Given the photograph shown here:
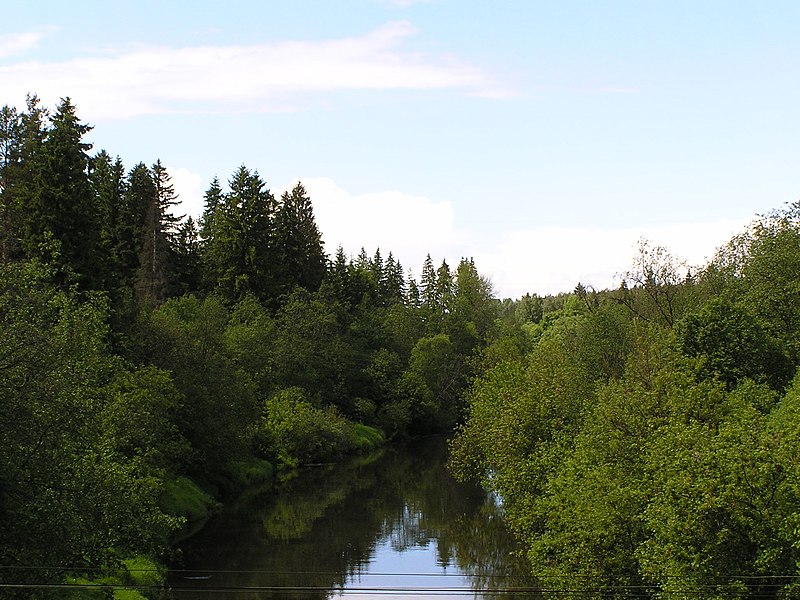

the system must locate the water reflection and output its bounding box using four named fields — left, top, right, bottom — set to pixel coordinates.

left=169, top=437, right=534, bottom=599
